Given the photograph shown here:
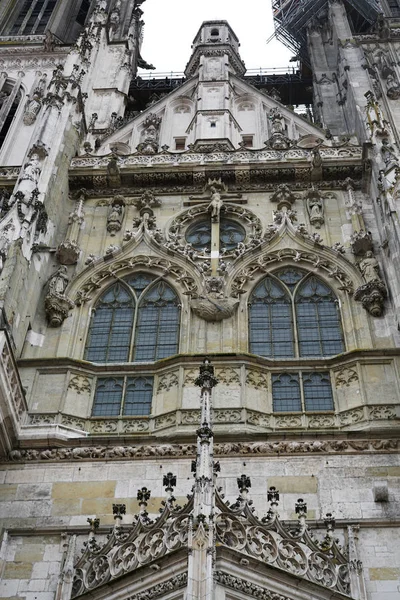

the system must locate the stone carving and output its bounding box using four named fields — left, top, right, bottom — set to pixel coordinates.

left=23, top=76, right=47, bottom=126
left=213, top=409, right=242, bottom=423
left=157, top=371, right=179, bottom=393
left=132, top=190, right=161, bottom=214
left=216, top=367, right=240, bottom=386
left=247, top=411, right=271, bottom=427
left=68, top=375, right=92, bottom=395
left=339, top=408, right=364, bottom=425
left=369, top=406, right=397, bottom=420
left=56, top=240, right=81, bottom=265
left=381, top=138, right=398, bottom=170
left=191, top=276, right=239, bottom=322
left=122, top=420, right=150, bottom=433
left=181, top=410, right=201, bottom=425
left=335, top=367, right=359, bottom=387
left=0, top=223, right=15, bottom=272
left=215, top=573, right=291, bottom=600
left=154, top=413, right=177, bottom=430
left=354, top=251, right=387, bottom=316
left=246, top=369, right=268, bottom=390
left=308, top=415, right=335, bottom=428
left=270, top=183, right=297, bottom=208
left=8, top=438, right=399, bottom=462
left=267, top=107, right=291, bottom=150
left=137, top=113, right=162, bottom=154
left=184, top=369, right=198, bottom=385
left=91, top=420, right=118, bottom=434
left=45, top=266, right=75, bottom=327
left=208, top=186, right=223, bottom=222
left=275, top=415, right=302, bottom=428
left=61, top=416, right=86, bottom=430
left=231, top=248, right=354, bottom=297
left=350, top=230, right=373, bottom=256
left=107, top=195, right=125, bottom=235
left=306, top=186, right=325, bottom=228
